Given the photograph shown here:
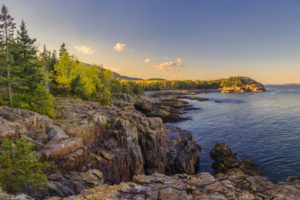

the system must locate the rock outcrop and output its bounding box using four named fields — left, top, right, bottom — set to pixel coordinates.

left=48, top=172, right=300, bottom=200
left=210, top=143, right=262, bottom=176
left=134, top=97, right=192, bottom=122
left=220, top=78, right=266, bottom=93
left=0, top=96, right=201, bottom=198
left=166, top=125, right=200, bottom=175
